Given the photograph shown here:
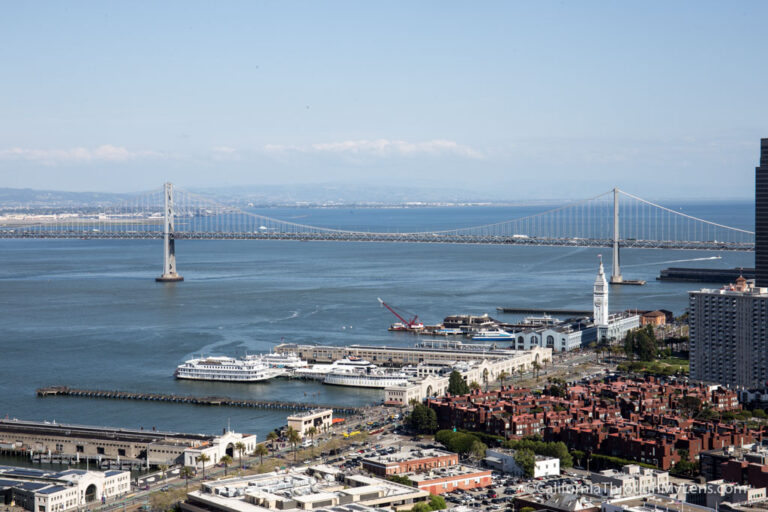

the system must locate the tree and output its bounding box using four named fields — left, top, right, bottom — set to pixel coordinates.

left=219, top=455, right=233, bottom=476
left=571, top=450, right=585, bottom=469
left=196, top=453, right=210, bottom=480
left=447, top=371, right=469, bottom=396
left=520, top=507, right=536, bottom=512
left=497, top=371, right=510, bottom=387
left=435, top=430, right=481, bottom=455
left=517, top=367, right=525, bottom=381
left=532, top=361, right=542, bottom=381
left=266, top=431, right=278, bottom=453
left=514, top=449, right=536, bottom=478
left=469, top=440, right=487, bottom=461
left=158, top=464, right=168, bottom=483
left=469, top=380, right=481, bottom=391
left=179, top=467, right=194, bottom=491
left=409, top=404, right=438, bottom=434
left=482, top=368, right=490, bottom=391
left=680, top=396, right=702, bottom=417
left=235, top=441, right=247, bottom=468
left=411, top=503, right=431, bottom=512
left=287, top=427, right=301, bottom=462
left=254, top=444, right=268, bottom=466
left=387, top=474, right=413, bottom=486
left=428, top=495, right=447, bottom=510
left=624, top=326, right=659, bottom=361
